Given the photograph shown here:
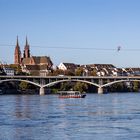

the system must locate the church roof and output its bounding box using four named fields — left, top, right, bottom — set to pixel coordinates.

left=22, top=56, right=53, bottom=66
left=22, top=58, right=31, bottom=65
left=32, top=56, right=53, bottom=65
